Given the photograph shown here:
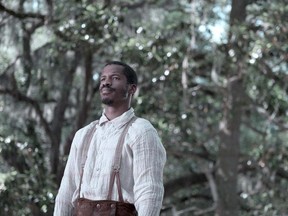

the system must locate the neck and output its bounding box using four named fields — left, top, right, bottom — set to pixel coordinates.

left=104, top=105, right=131, bottom=120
